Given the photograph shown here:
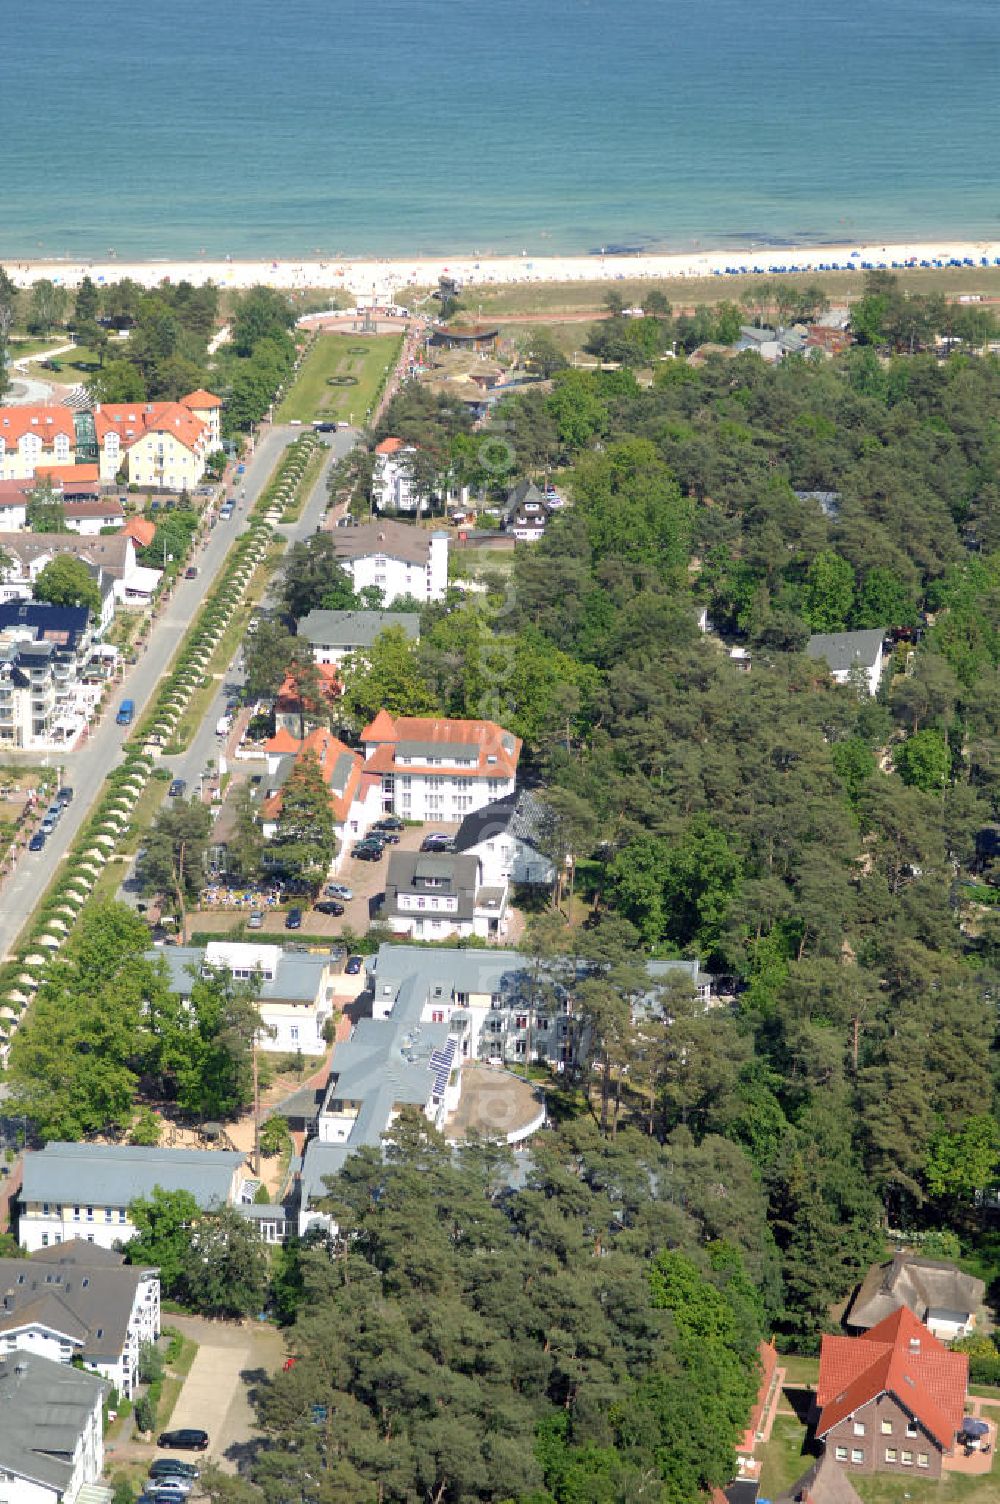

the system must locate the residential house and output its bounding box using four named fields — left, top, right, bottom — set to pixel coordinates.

left=92, top=394, right=214, bottom=489
left=815, top=1307, right=968, bottom=1477
left=0, top=604, right=98, bottom=750
left=452, top=790, right=556, bottom=887
left=0, top=481, right=30, bottom=531
left=805, top=628, right=886, bottom=697
left=31, top=465, right=102, bottom=501
left=18, top=1143, right=249, bottom=1253
left=360, top=709, right=521, bottom=820
left=846, top=1255, right=985, bottom=1341
left=0, top=1351, right=106, bottom=1504
left=503, top=480, right=554, bottom=542
left=331, top=519, right=449, bottom=604
left=0, top=1241, right=159, bottom=1399
left=0, top=407, right=76, bottom=482
left=381, top=849, right=508, bottom=940
left=121, top=515, right=156, bottom=551
left=297, top=608, right=421, bottom=667
left=273, top=662, right=340, bottom=736
left=0, top=532, right=148, bottom=624
left=178, top=389, right=222, bottom=451
left=261, top=726, right=382, bottom=863
left=373, top=438, right=426, bottom=514
left=61, top=498, right=125, bottom=536
left=737, top=325, right=808, bottom=362
left=152, top=940, right=339, bottom=1055
left=775, top=1452, right=864, bottom=1504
